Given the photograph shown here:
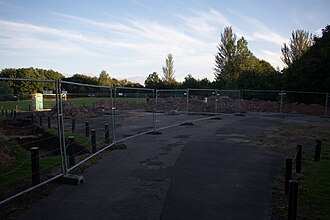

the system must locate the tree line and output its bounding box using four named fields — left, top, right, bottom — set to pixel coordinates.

left=1, top=24, right=329, bottom=96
